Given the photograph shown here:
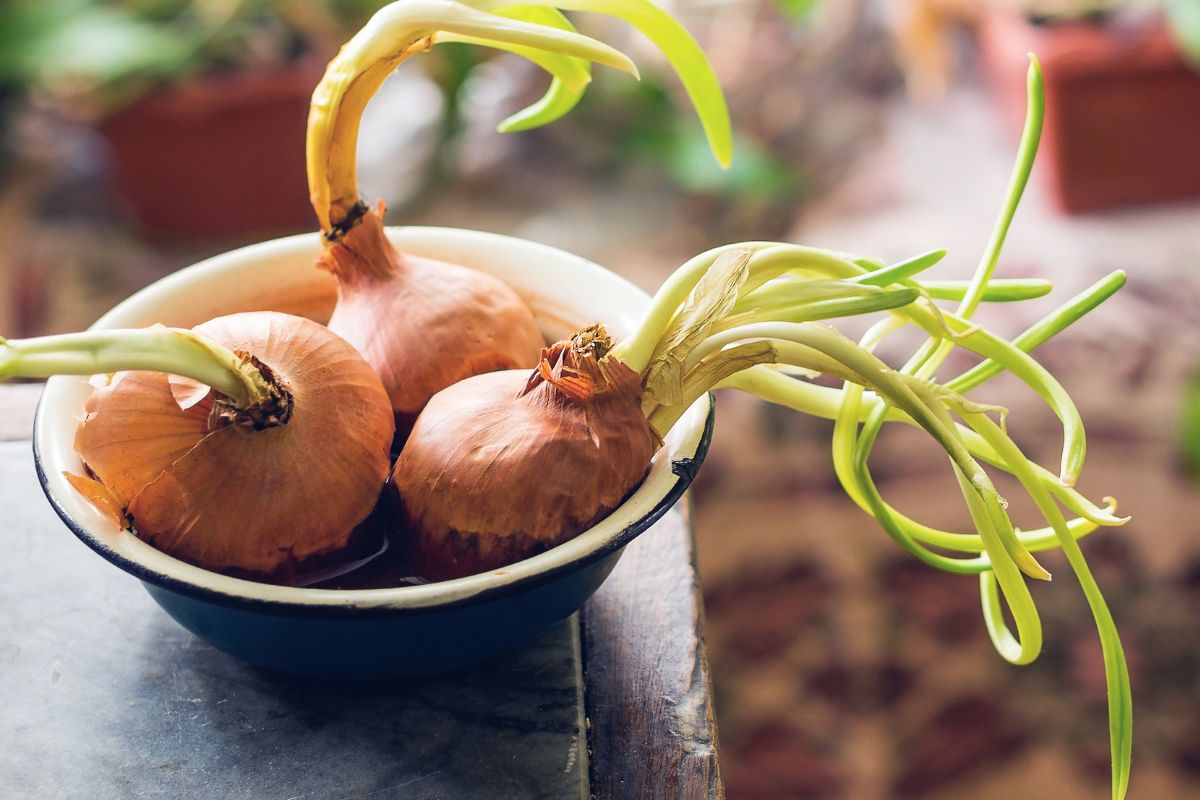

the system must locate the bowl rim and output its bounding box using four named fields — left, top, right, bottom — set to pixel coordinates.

left=33, top=226, right=714, bottom=619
